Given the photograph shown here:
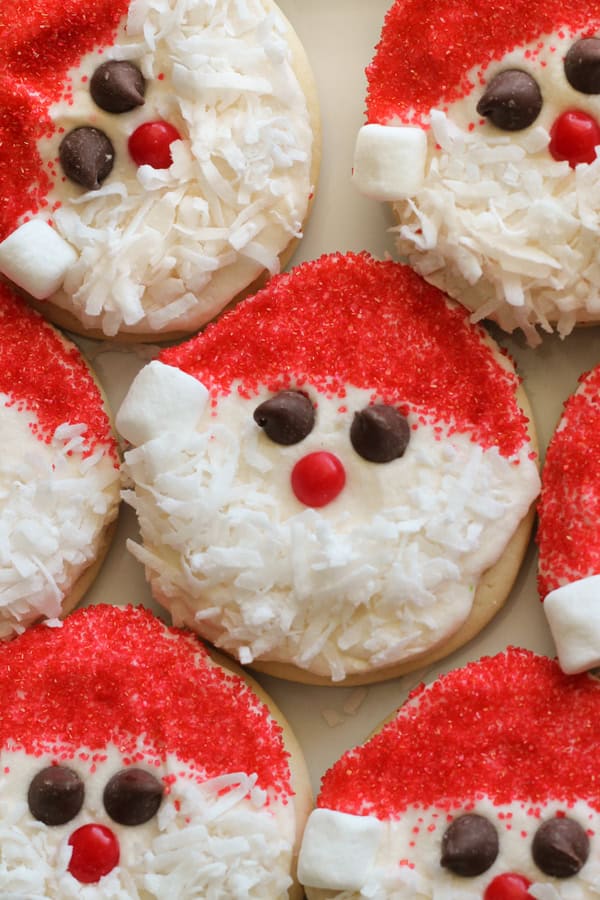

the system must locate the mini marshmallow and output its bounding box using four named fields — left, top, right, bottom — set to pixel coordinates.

left=116, top=360, right=209, bottom=446
left=352, top=123, right=428, bottom=201
left=544, top=575, right=600, bottom=673
left=0, top=220, right=78, bottom=299
left=297, top=807, right=384, bottom=891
